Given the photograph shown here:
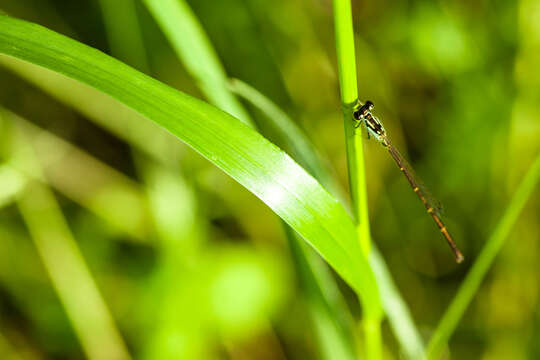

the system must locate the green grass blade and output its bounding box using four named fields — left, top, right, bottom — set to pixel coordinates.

left=0, top=55, right=181, bottom=165
left=0, top=108, right=150, bottom=240
left=142, top=0, right=252, bottom=125
left=332, top=0, right=382, bottom=358
left=17, top=183, right=132, bottom=360
left=332, top=0, right=358, bottom=106
left=310, top=303, right=357, bottom=360
left=426, top=153, right=540, bottom=359
left=140, top=5, right=359, bottom=356
left=0, top=14, right=378, bottom=307
left=144, top=4, right=361, bottom=354
left=285, top=227, right=357, bottom=360
left=1, top=18, right=358, bottom=359
left=229, top=78, right=346, bottom=203
left=231, top=78, right=425, bottom=359
left=140, top=164, right=210, bottom=359
left=333, top=0, right=371, bottom=259
left=369, top=249, right=425, bottom=359
left=97, top=0, right=149, bottom=73
left=9, top=123, right=131, bottom=360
